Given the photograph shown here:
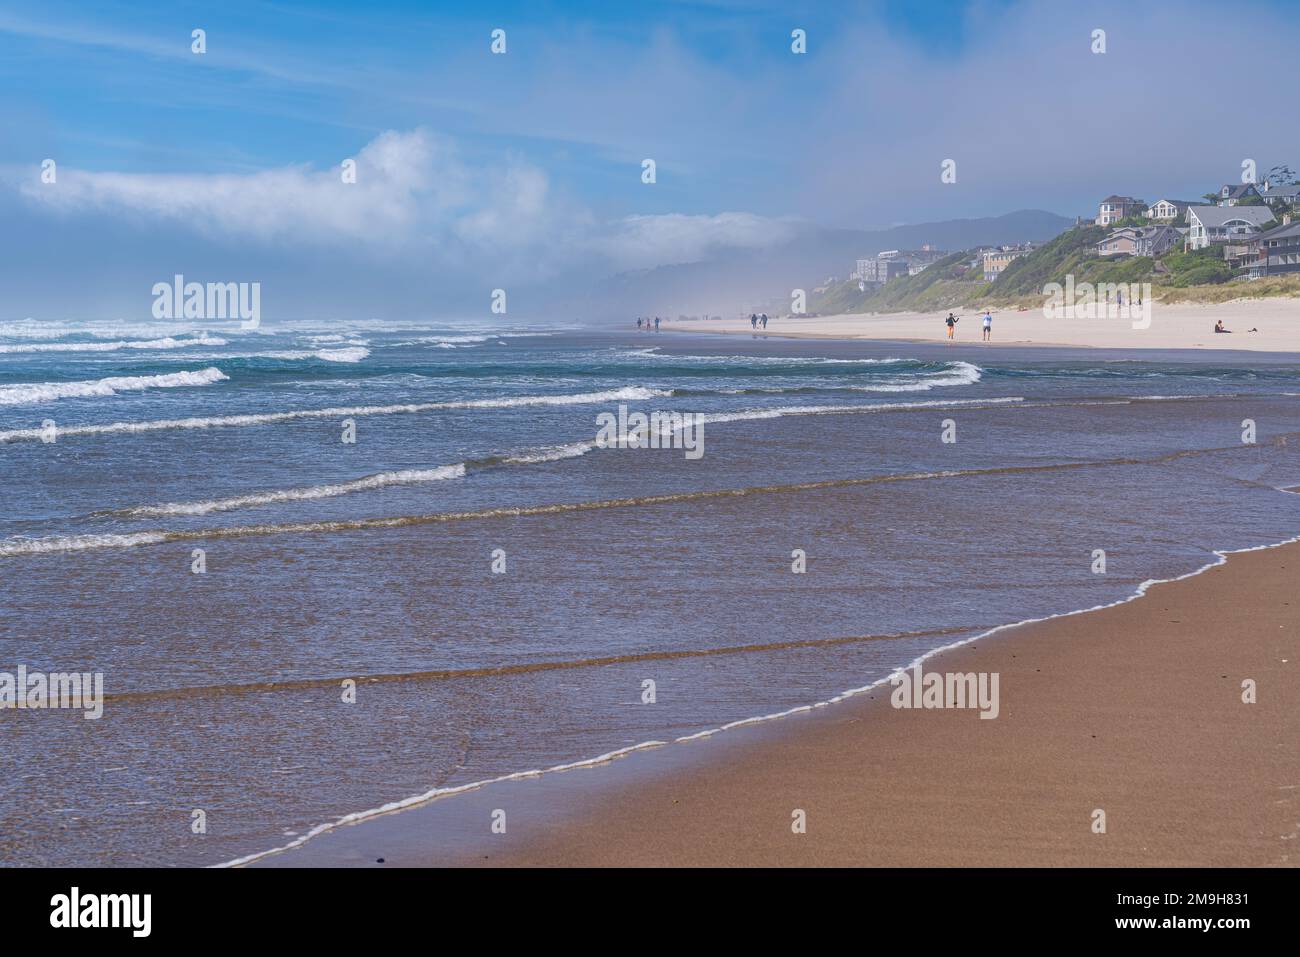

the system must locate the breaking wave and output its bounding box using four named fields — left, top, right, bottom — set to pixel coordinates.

left=0, top=367, right=229, bottom=406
